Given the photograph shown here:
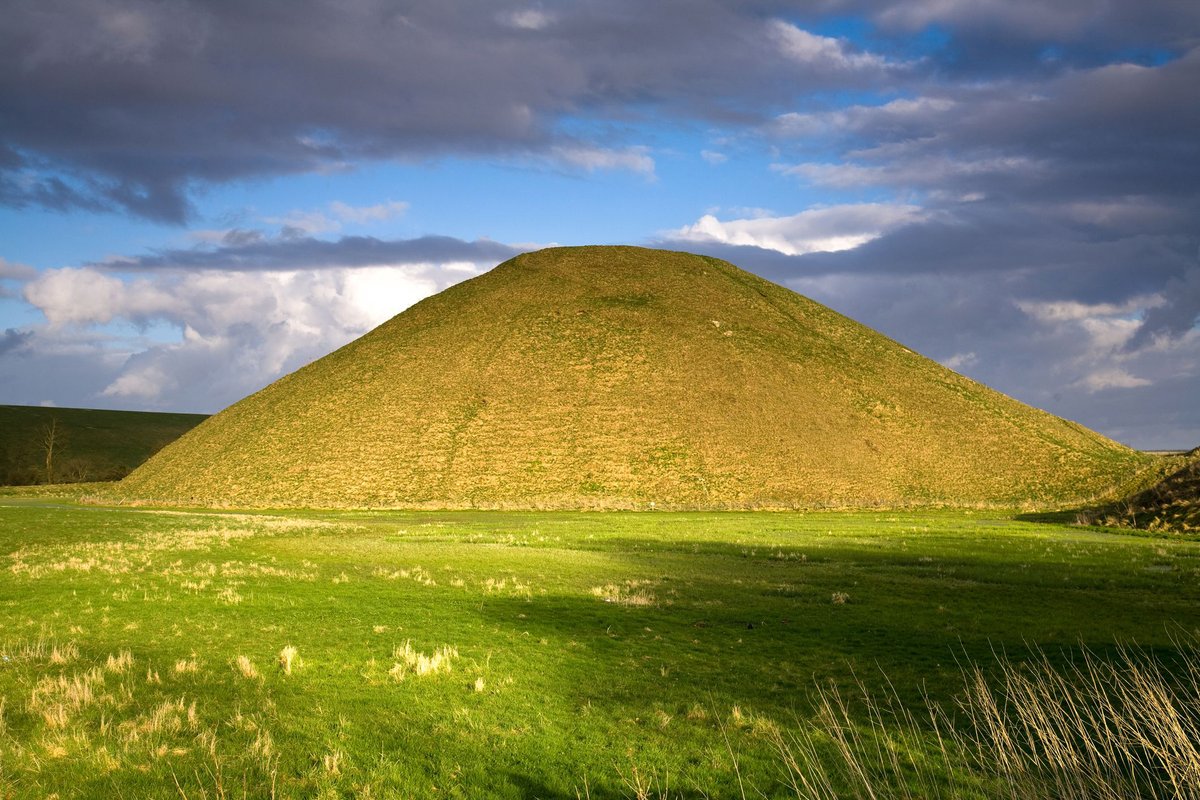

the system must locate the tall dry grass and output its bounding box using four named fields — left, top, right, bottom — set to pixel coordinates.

left=770, top=640, right=1200, bottom=799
